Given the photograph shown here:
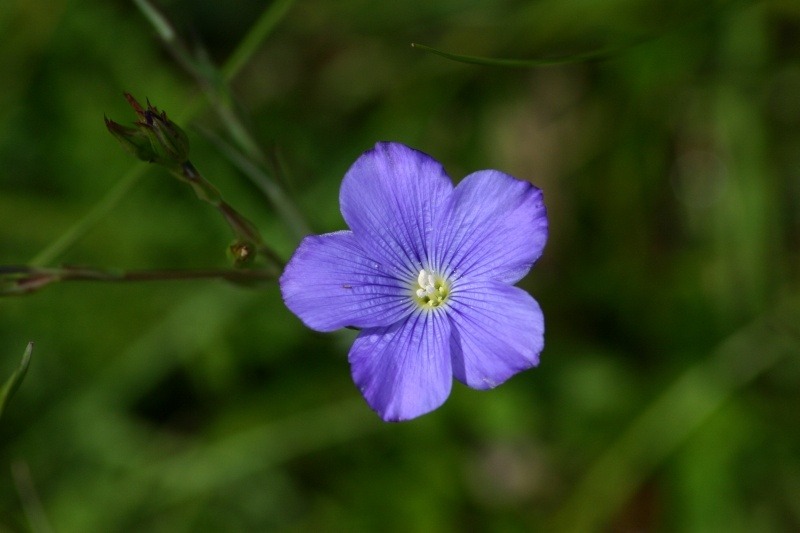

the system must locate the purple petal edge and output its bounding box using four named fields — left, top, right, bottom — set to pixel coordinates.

left=448, top=280, right=544, bottom=389
left=349, top=311, right=452, bottom=421
left=433, top=169, right=548, bottom=284
left=280, top=231, right=413, bottom=332
left=339, top=142, right=454, bottom=278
